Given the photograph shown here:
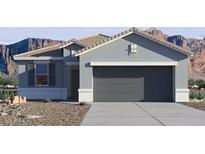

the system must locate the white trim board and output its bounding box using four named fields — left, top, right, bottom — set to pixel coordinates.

left=175, top=89, right=189, bottom=102
left=78, top=89, right=93, bottom=103
left=14, top=56, right=63, bottom=61
left=90, top=62, right=178, bottom=66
